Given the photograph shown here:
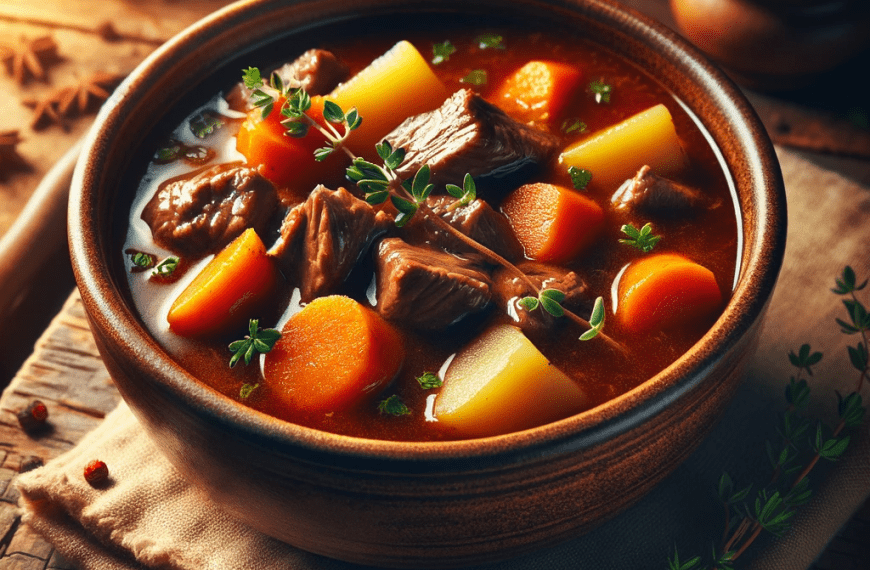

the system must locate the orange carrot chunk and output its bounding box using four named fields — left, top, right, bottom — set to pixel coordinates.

left=168, top=228, right=277, bottom=338
left=493, top=60, right=583, bottom=125
left=264, top=296, right=404, bottom=414
left=617, top=253, right=723, bottom=334
left=501, top=182, right=604, bottom=263
left=236, top=95, right=341, bottom=191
